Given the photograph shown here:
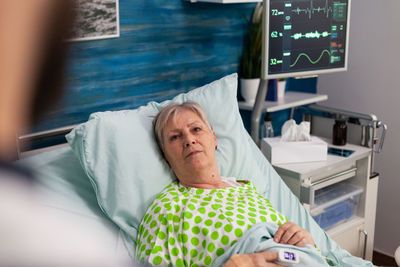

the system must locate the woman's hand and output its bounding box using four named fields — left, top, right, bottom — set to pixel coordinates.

left=223, top=252, right=282, bottom=267
left=274, top=222, right=315, bottom=247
